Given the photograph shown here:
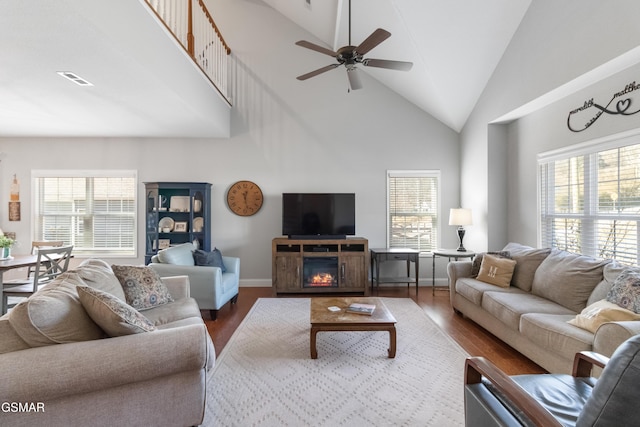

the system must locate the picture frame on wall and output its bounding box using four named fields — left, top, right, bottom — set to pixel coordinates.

left=174, top=222, right=188, bottom=232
